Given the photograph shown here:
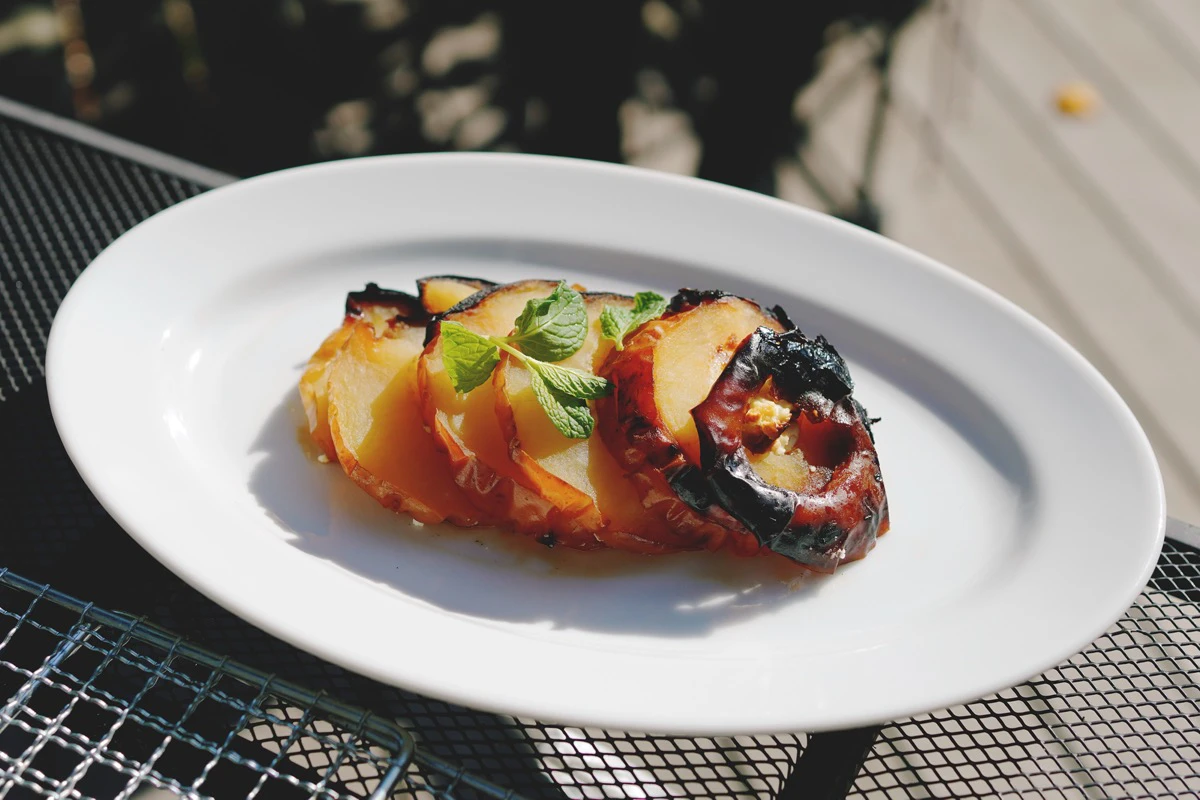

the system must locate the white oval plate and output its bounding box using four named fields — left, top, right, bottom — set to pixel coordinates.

left=47, top=154, right=1165, bottom=735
